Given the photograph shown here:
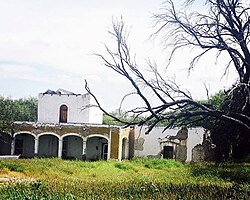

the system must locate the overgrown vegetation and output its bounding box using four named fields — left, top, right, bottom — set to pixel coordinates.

left=0, top=158, right=249, bottom=199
